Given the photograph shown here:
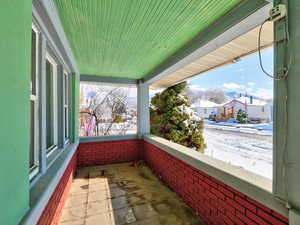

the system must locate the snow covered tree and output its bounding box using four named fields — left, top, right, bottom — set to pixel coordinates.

left=205, top=89, right=226, bottom=104
left=150, top=82, right=206, bottom=152
left=184, top=87, right=226, bottom=104
left=237, top=109, right=247, bottom=123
